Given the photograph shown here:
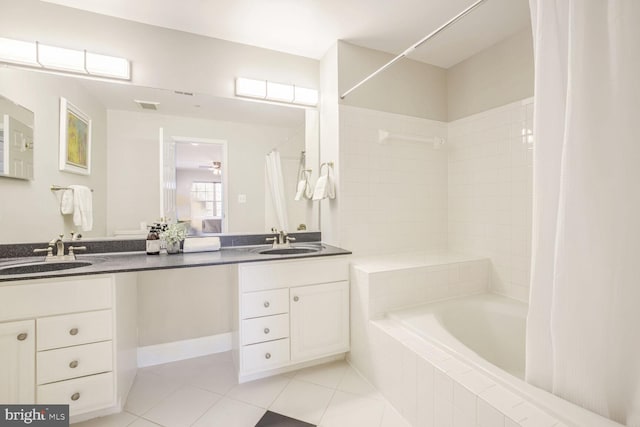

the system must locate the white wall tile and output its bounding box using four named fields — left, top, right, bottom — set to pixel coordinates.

left=339, top=105, right=448, bottom=256
left=447, top=99, right=533, bottom=302
left=478, top=398, right=505, bottom=427
left=416, top=358, right=435, bottom=427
